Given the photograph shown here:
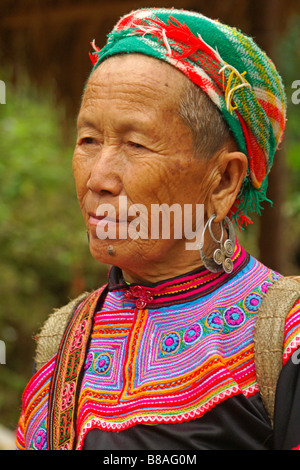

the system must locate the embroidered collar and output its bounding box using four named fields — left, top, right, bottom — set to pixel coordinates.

left=108, top=243, right=249, bottom=309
